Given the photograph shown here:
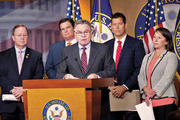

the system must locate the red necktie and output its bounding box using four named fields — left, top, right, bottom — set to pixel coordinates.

left=115, top=41, right=122, bottom=70
left=81, top=47, right=87, bottom=73
left=115, top=41, right=122, bottom=82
